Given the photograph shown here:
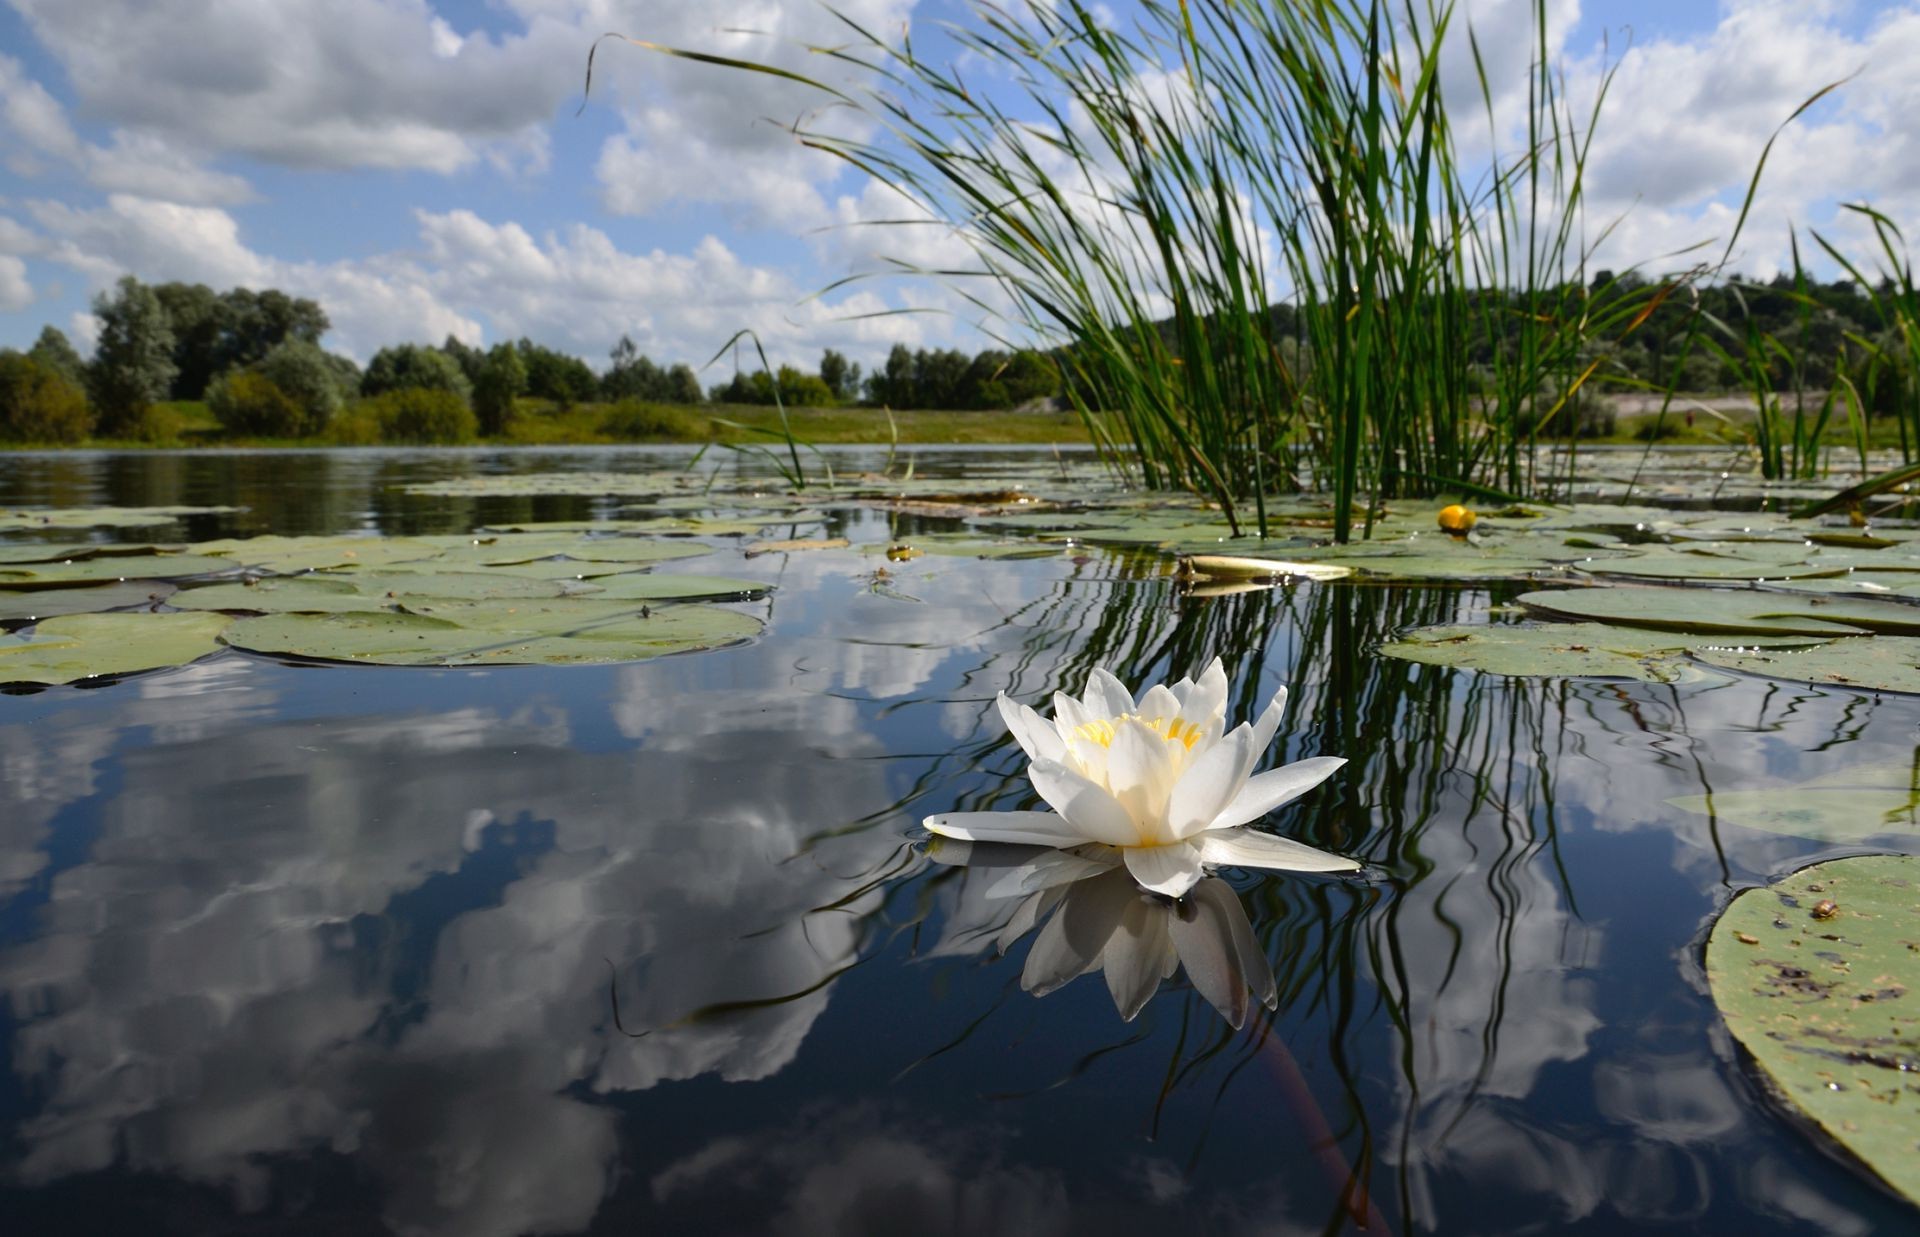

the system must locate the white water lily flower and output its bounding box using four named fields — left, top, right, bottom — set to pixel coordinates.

left=926, top=659, right=1356, bottom=898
